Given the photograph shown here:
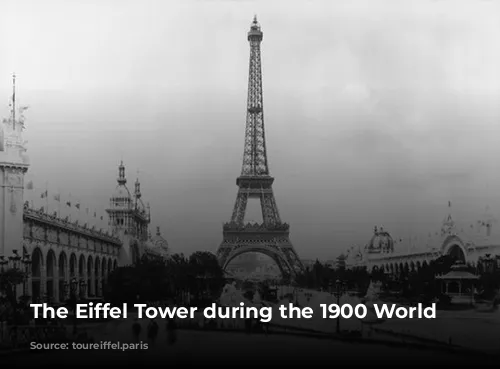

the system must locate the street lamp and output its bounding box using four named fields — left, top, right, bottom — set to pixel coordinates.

left=480, top=254, right=495, bottom=274
left=70, top=277, right=78, bottom=334
left=64, top=281, right=70, bottom=299
left=70, top=277, right=78, bottom=295
left=0, top=257, right=8, bottom=301
left=21, top=254, right=31, bottom=297
left=79, top=280, right=87, bottom=299
left=8, top=250, right=21, bottom=270
left=7, top=250, right=22, bottom=302
left=0, top=256, right=7, bottom=272
left=333, top=279, right=347, bottom=334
